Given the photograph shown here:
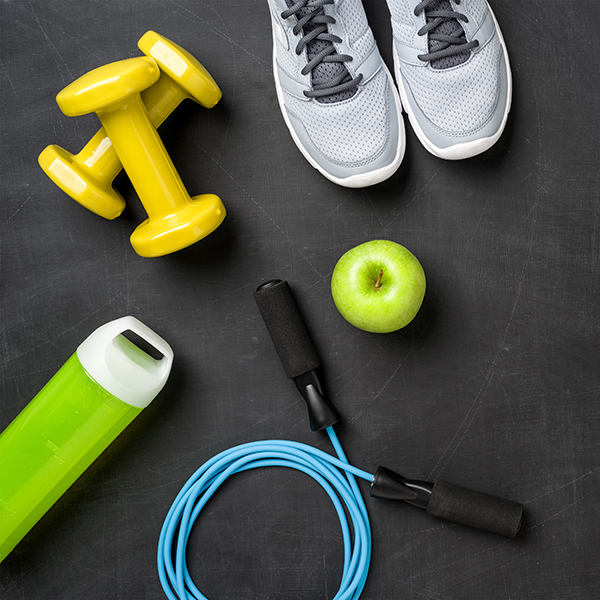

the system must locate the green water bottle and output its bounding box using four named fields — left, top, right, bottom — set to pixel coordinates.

left=0, top=316, right=173, bottom=562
